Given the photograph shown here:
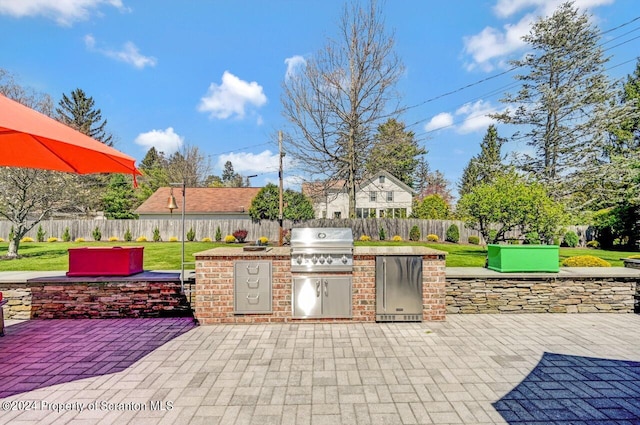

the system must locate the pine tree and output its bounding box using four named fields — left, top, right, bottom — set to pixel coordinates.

left=492, top=2, right=628, bottom=202
left=458, top=125, right=505, bottom=196
left=56, top=88, right=113, bottom=145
